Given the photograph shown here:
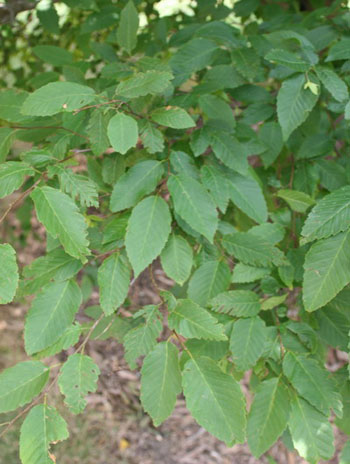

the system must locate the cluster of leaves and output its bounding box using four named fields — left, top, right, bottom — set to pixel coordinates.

left=1, top=0, right=350, bottom=462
